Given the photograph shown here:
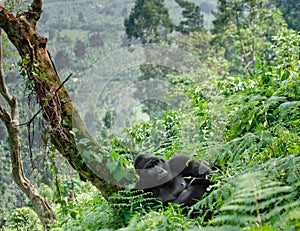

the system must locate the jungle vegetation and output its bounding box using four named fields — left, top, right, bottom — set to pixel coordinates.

left=0, top=0, right=299, bottom=230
